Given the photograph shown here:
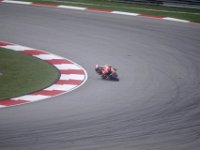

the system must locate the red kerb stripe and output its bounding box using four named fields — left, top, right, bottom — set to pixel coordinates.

left=0, top=41, right=12, bottom=46
left=0, top=100, right=28, bottom=106
left=32, top=2, right=59, bottom=7
left=192, top=22, right=200, bottom=24
left=46, top=59, right=72, bottom=64
left=56, top=80, right=82, bottom=85
left=138, top=14, right=164, bottom=19
left=22, top=50, right=48, bottom=55
left=32, top=90, right=65, bottom=96
left=87, top=8, right=112, bottom=12
left=60, top=69, right=85, bottom=74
